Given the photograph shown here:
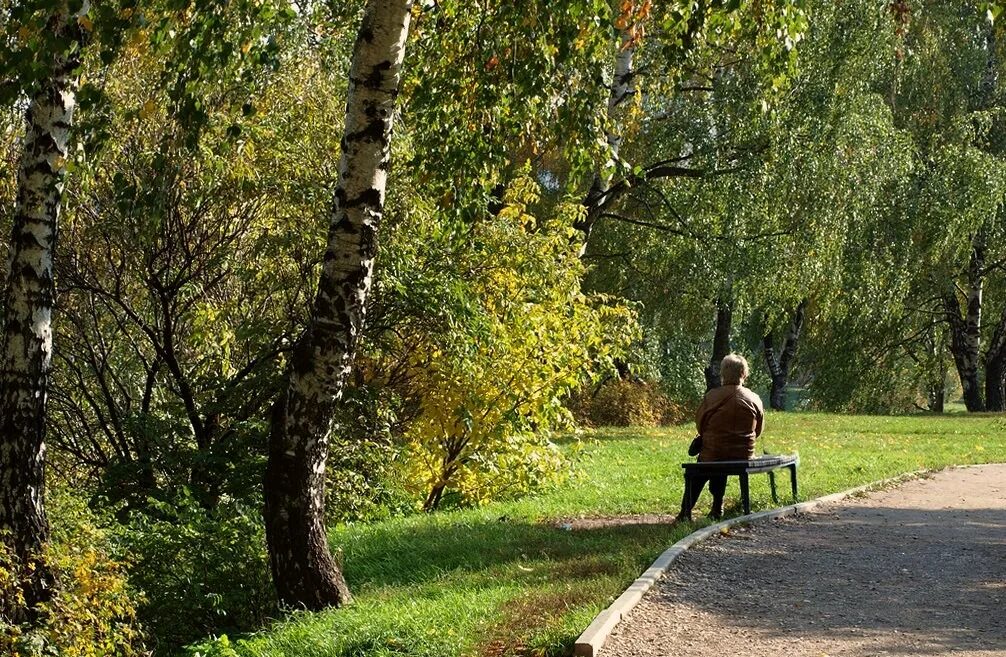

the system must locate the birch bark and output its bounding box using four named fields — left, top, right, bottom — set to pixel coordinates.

left=0, top=6, right=82, bottom=618
left=263, top=0, right=413, bottom=610
left=762, top=301, right=806, bottom=410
